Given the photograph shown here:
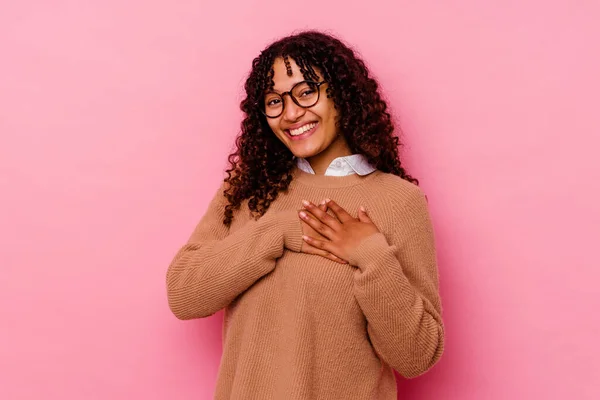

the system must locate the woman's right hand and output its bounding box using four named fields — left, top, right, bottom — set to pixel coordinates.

left=299, top=201, right=348, bottom=264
